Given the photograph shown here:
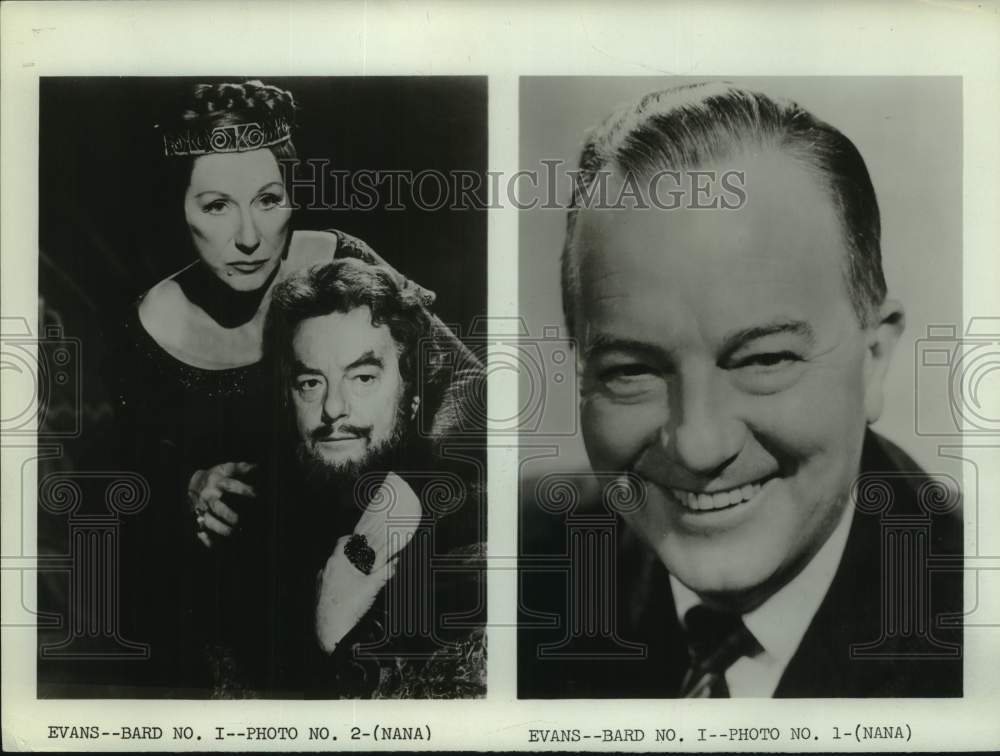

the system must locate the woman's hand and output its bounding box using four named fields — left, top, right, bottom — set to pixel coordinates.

left=314, top=472, right=422, bottom=654
left=187, top=461, right=257, bottom=549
